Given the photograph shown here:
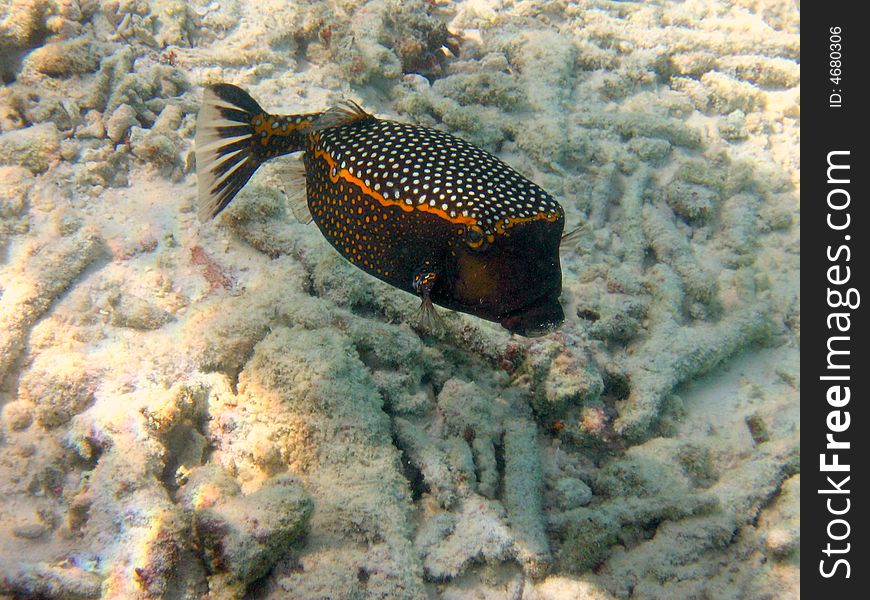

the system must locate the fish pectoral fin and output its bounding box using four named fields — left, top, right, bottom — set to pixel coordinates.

left=415, top=294, right=443, bottom=330
left=412, top=267, right=443, bottom=326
